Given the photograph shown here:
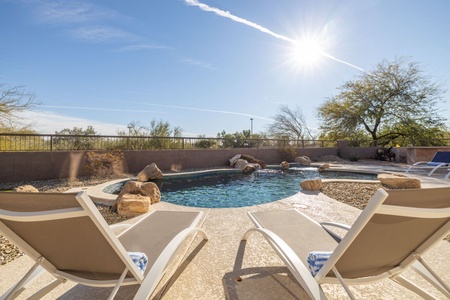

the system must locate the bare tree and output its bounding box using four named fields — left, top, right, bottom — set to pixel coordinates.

left=0, top=84, right=38, bottom=124
left=267, top=105, right=315, bottom=140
